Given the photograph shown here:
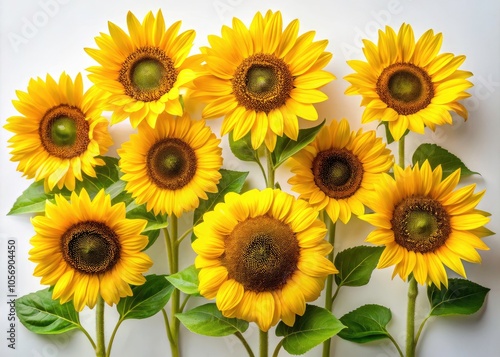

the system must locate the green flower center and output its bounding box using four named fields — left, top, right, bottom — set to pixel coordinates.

left=146, top=138, right=197, bottom=190
left=223, top=216, right=299, bottom=292
left=40, top=105, right=90, bottom=159
left=313, top=148, right=364, bottom=199
left=50, top=116, right=77, bottom=146
left=392, top=196, right=451, bottom=253
left=132, top=58, right=165, bottom=91
left=247, top=66, right=277, bottom=94
left=407, top=211, right=438, bottom=240
left=232, top=53, right=294, bottom=113
left=120, top=47, right=177, bottom=102
left=388, top=71, right=422, bottom=103
left=376, top=63, right=434, bottom=115
left=62, top=221, right=120, bottom=274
